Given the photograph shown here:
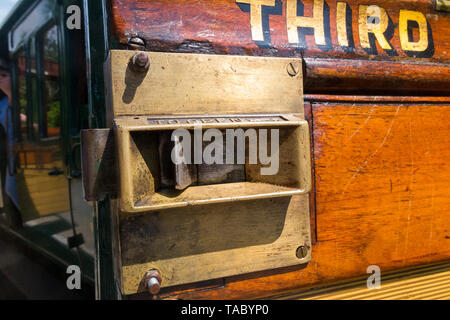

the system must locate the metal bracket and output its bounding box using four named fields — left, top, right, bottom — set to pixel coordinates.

left=68, top=233, right=85, bottom=249
left=81, top=129, right=117, bottom=201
